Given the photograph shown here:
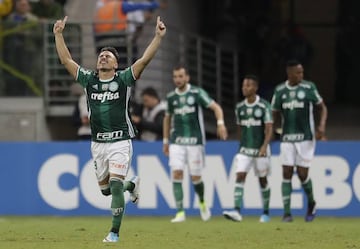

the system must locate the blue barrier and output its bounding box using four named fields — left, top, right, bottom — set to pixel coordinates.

left=0, top=141, right=359, bottom=216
